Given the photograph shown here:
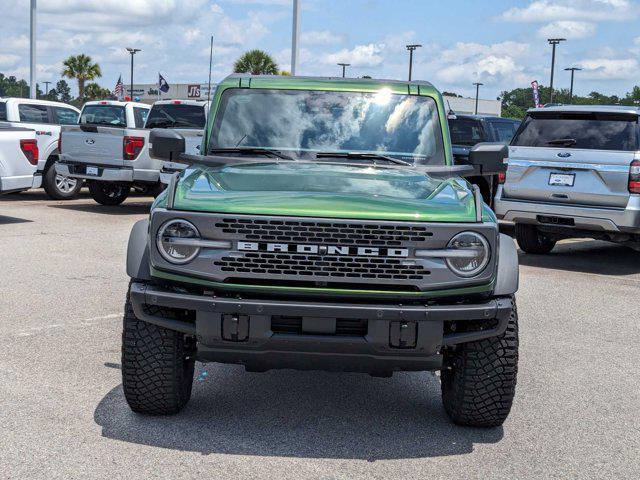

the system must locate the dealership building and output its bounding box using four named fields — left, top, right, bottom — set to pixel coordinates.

left=126, top=83, right=501, bottom=116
